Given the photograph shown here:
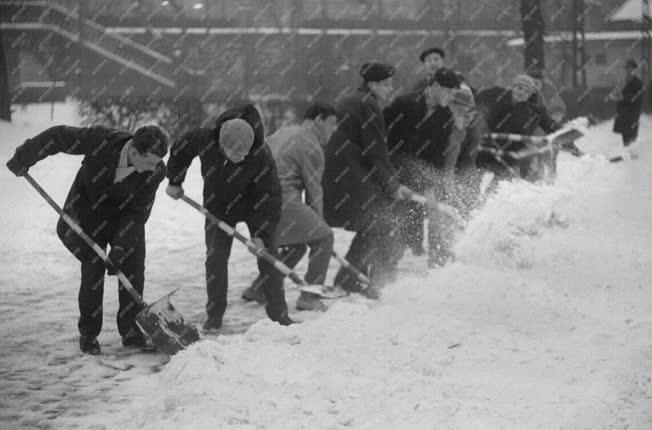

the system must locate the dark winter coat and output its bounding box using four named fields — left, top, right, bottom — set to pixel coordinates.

left=322, top=87, right=400, bottom=232
left=484, top=87, right=559, bottom=137
left=7, top=125, right=165, bottom=260
left=384, top=91, right=458, bottom=192
left=167, top=104, right=282, bottom=239
left=412, top=75, right=431, bottom=92
left=385, top=92, right=456, bottom=166
left=613, top=75, right=644, bottom=135
left=477, top=87, right=560, bottom=180
left=449, top=109, right=485, bottom=175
